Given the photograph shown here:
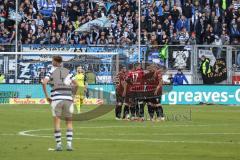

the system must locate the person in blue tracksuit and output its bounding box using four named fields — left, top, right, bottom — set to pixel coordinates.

left=173, top=69, right=189, bottom=85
